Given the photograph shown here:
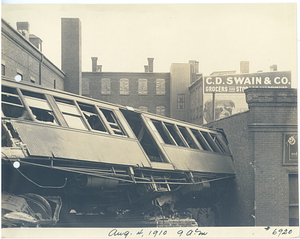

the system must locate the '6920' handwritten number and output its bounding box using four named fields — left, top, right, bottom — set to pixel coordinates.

left=272, top=229, right=292, bottom=237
